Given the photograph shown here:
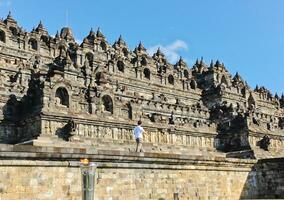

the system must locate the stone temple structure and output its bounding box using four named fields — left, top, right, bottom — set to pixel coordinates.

left=0, top=13, right=284, bottom=200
